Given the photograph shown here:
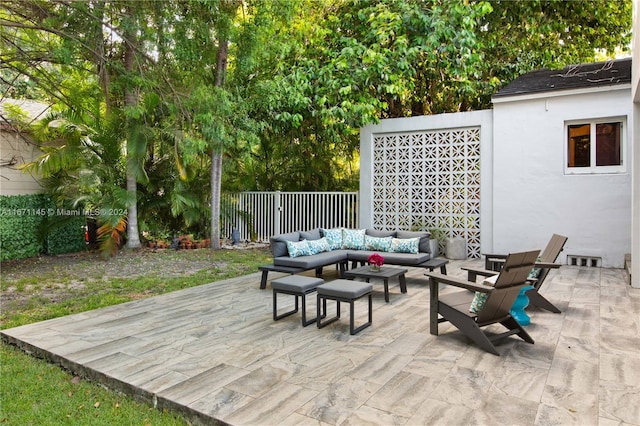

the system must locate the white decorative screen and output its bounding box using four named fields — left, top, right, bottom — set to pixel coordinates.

left=372, top=128, right=480, bottom=258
